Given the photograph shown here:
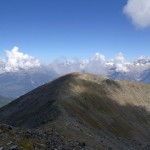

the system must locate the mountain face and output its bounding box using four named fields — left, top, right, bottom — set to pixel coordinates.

left=0, top=73, right=150, bottom=149
left=0, top=56, right=149, bottom=98
left=0, top=67, right=58, bottom=98
left=140, top=69, right=150, bottom=83
left=0, top=96, right=13, bottom=108
left=108, top=66, right=150, bottom=84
